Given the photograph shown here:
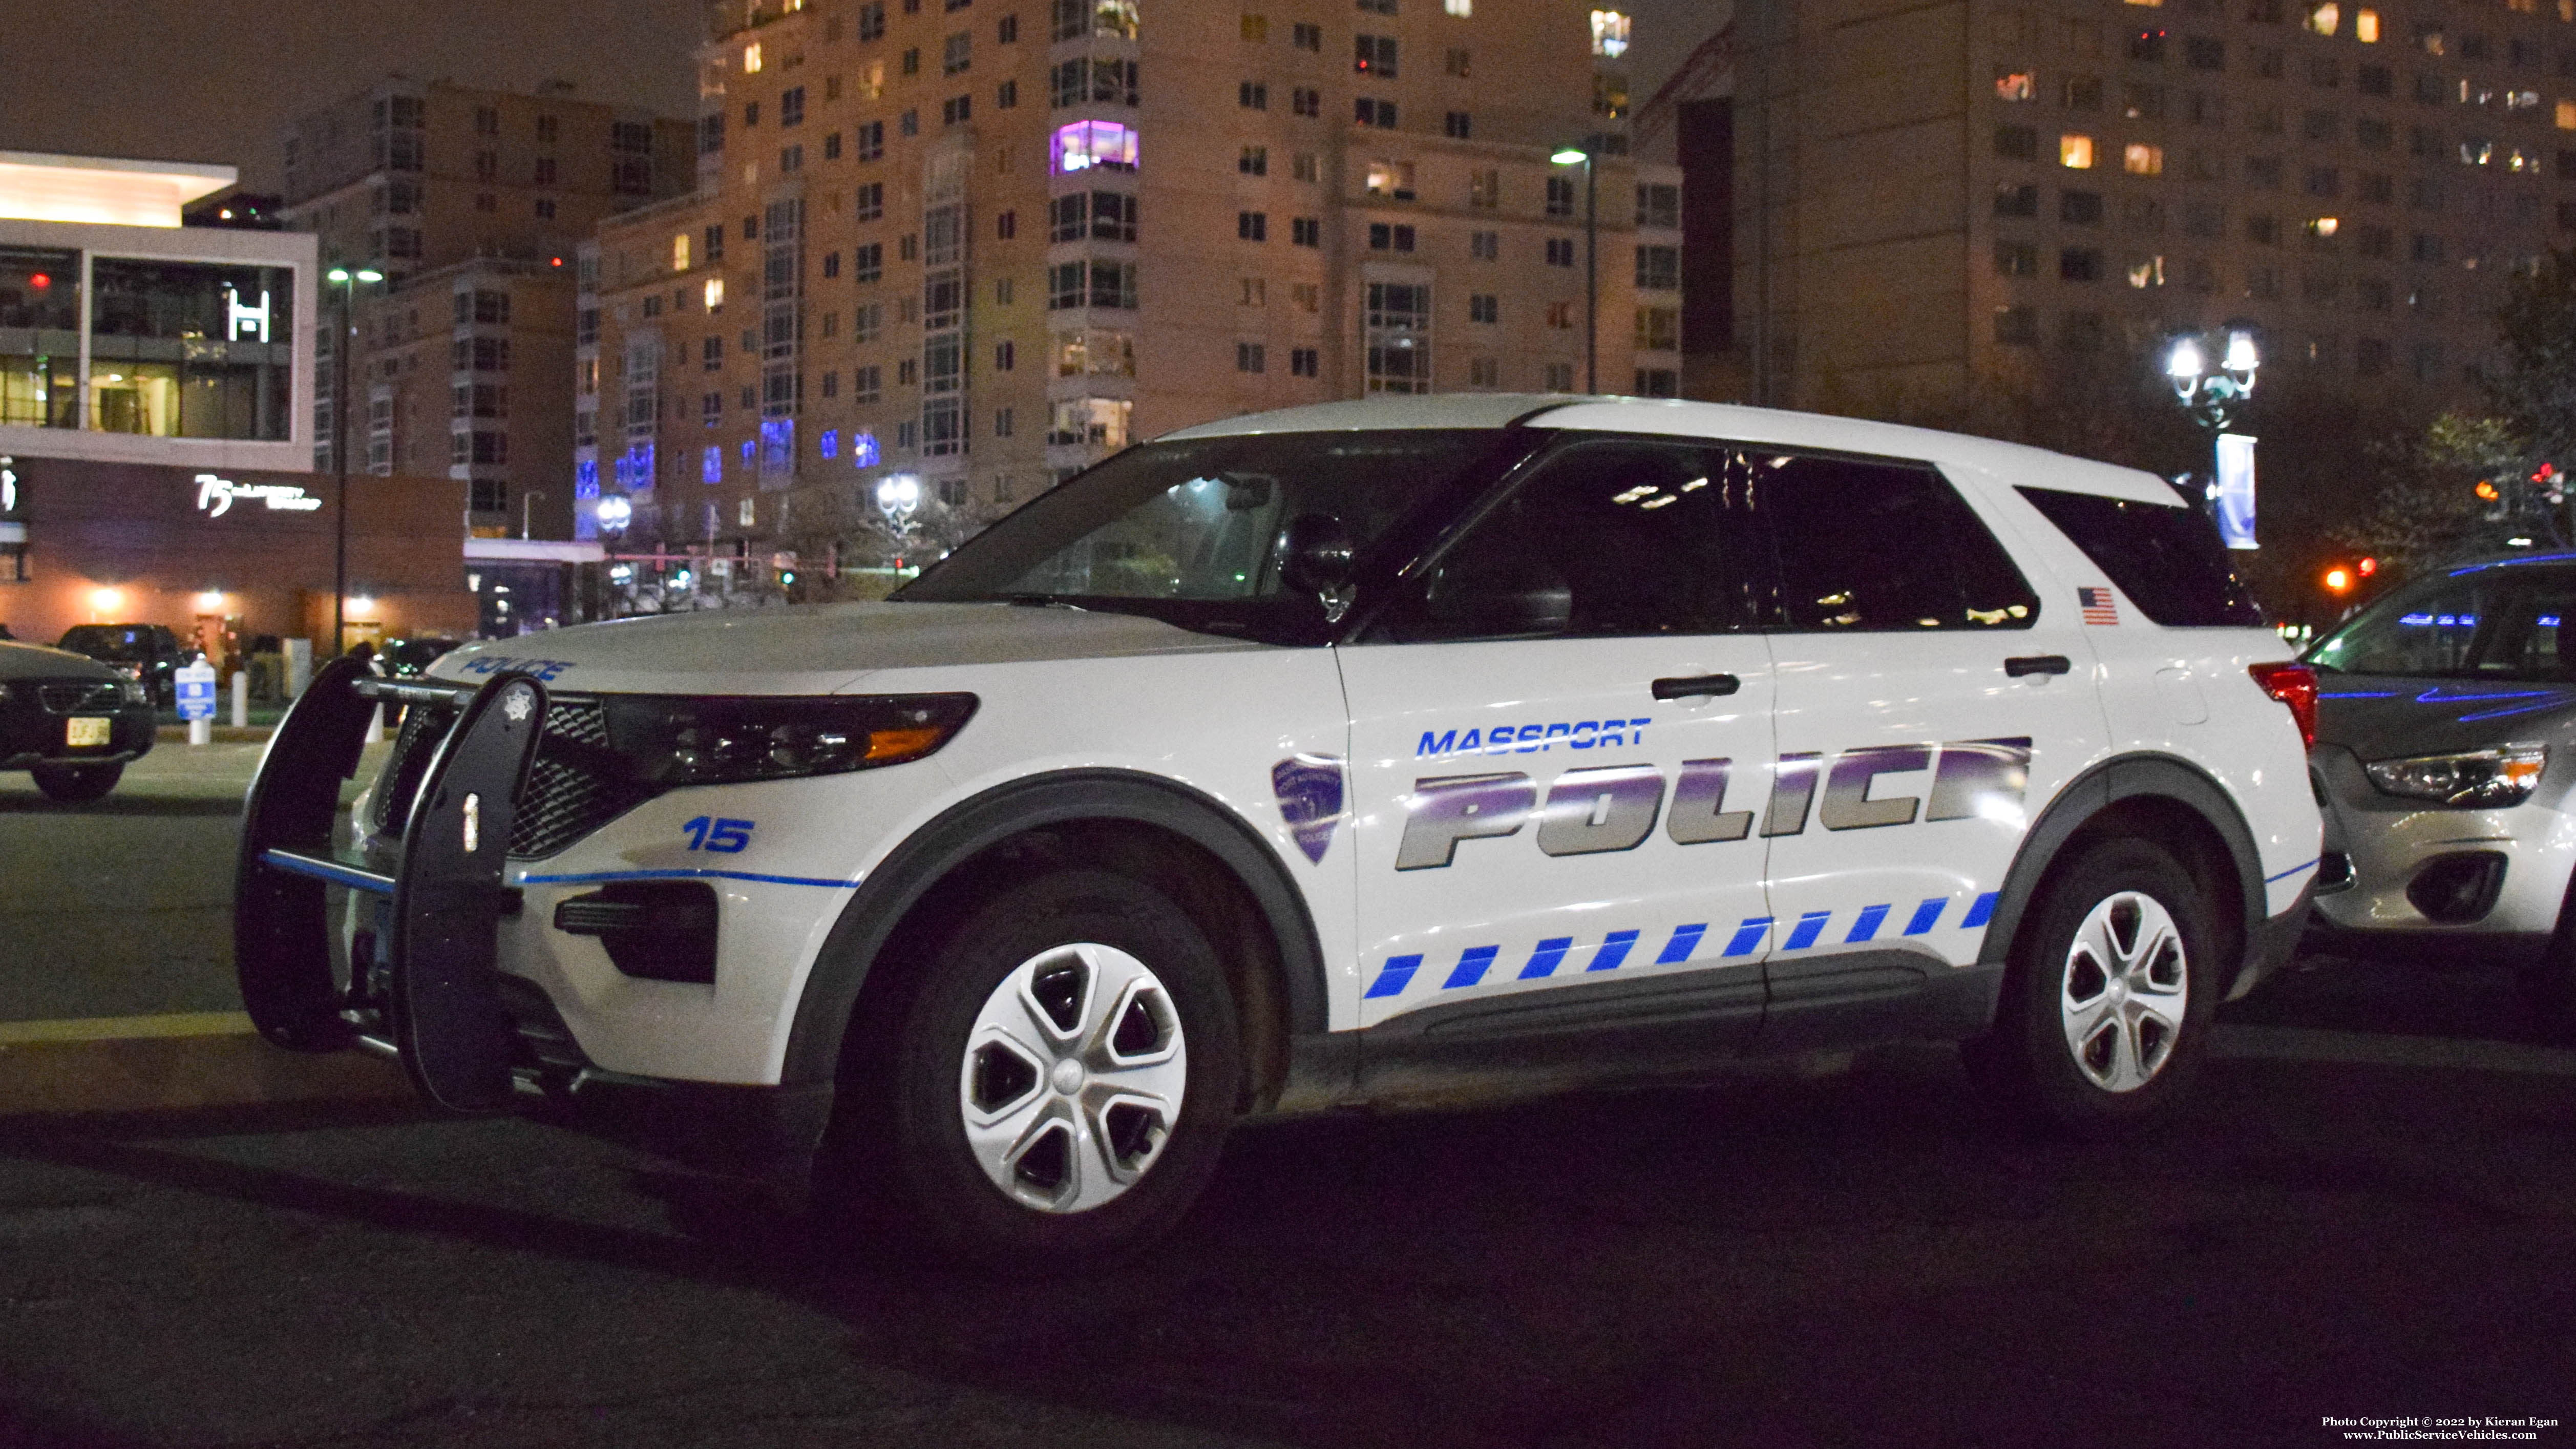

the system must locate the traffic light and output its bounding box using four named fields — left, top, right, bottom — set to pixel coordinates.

left=2476, top=479, right=2501, bottom=500
left=2324, top=565, right=2354, bottom=595
left=2358, top=557, right=2378, bottom=577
